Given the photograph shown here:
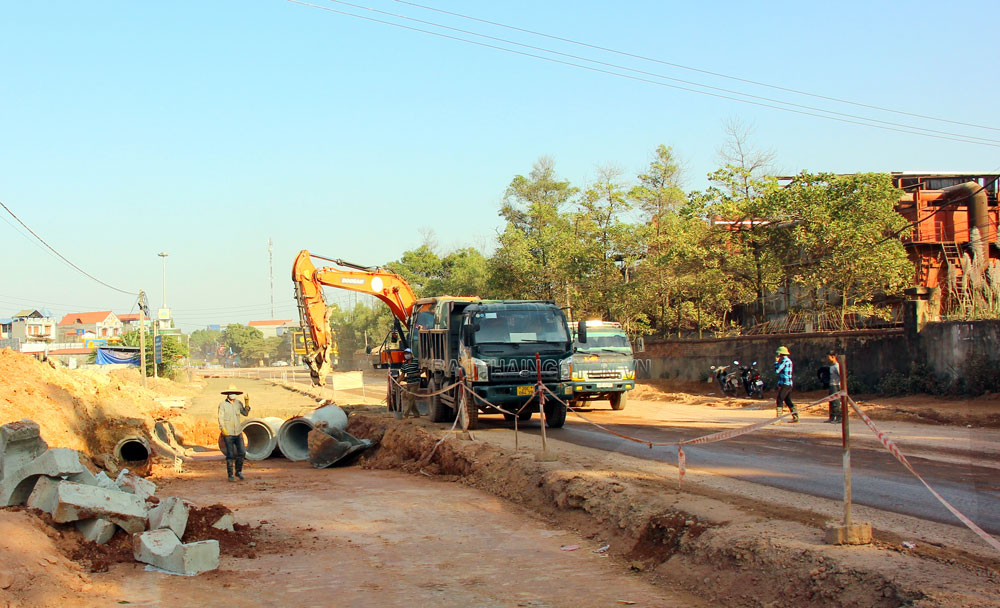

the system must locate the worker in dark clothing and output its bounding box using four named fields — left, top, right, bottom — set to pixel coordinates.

left=218, top=384, right=251, bottom=481
left=400, top=348, right=422, bottom=418
left=824, top=351, right=842, bottom=423
left=774, top=346, right=798, bottom=423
